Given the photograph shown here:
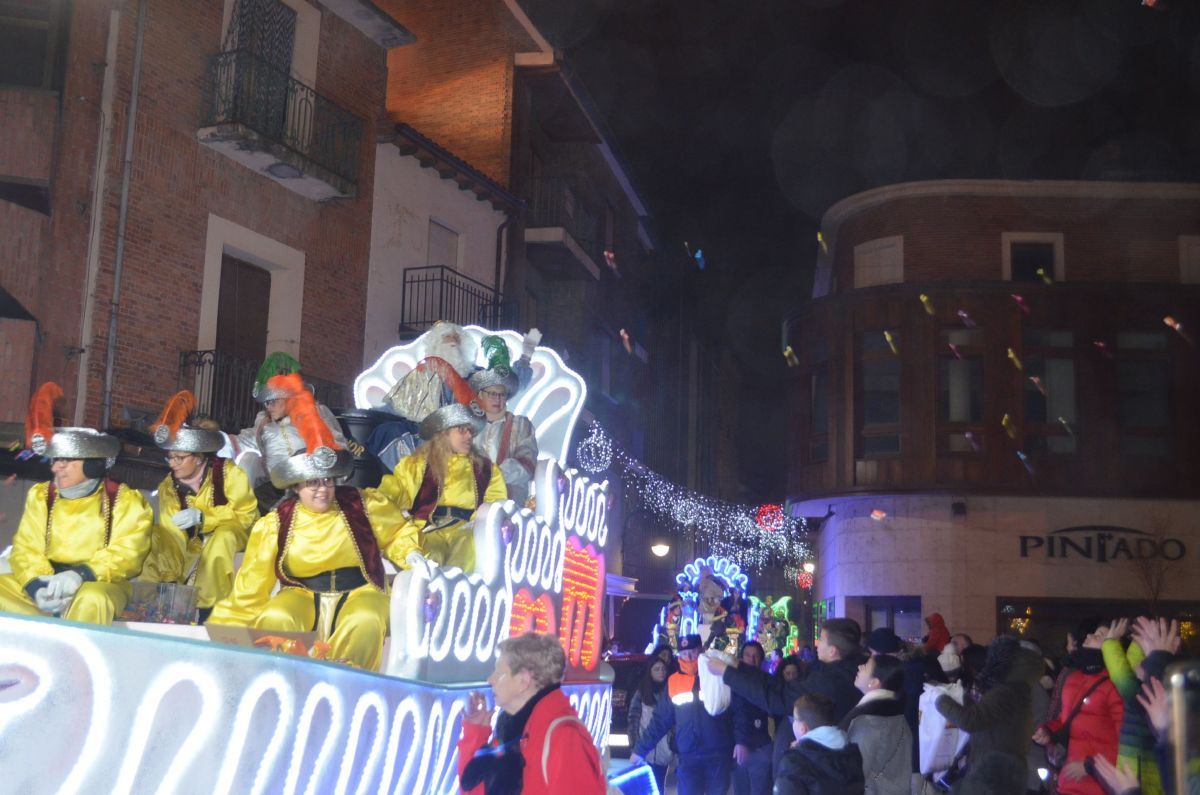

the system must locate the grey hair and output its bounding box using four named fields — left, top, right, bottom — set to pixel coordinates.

left=498, top=632, right=566, bottom=690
